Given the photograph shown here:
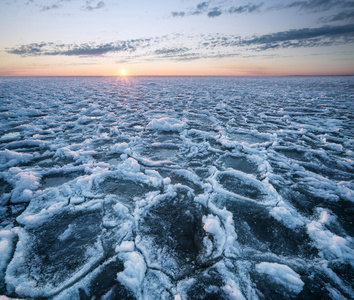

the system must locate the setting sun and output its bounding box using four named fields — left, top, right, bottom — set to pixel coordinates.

left=120, top=69, right=127, bottom=76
